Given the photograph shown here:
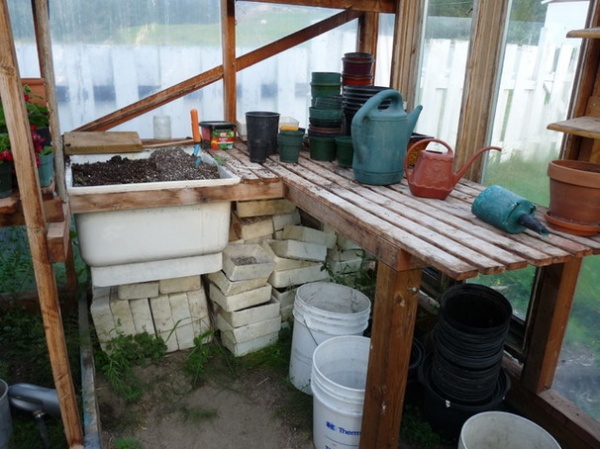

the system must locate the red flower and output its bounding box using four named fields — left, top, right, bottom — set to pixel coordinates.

left=0, top=149, right=14, bottom=163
